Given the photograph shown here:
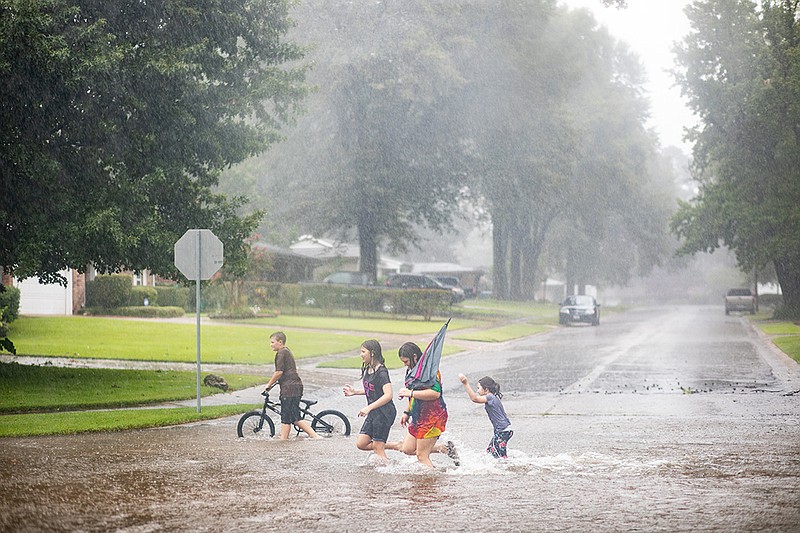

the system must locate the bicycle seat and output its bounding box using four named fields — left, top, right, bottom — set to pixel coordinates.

left=300, top=398, right=318, bottom=408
